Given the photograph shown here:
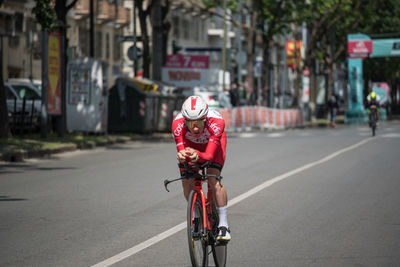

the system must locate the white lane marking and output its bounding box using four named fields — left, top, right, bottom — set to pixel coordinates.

left=238, top=132, right=258, bottom=138
left=91, top=137, right=374, bottom=267
left=381, top=133, right=400, bottom=138
left=267, top=132, right=285, bottom=138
